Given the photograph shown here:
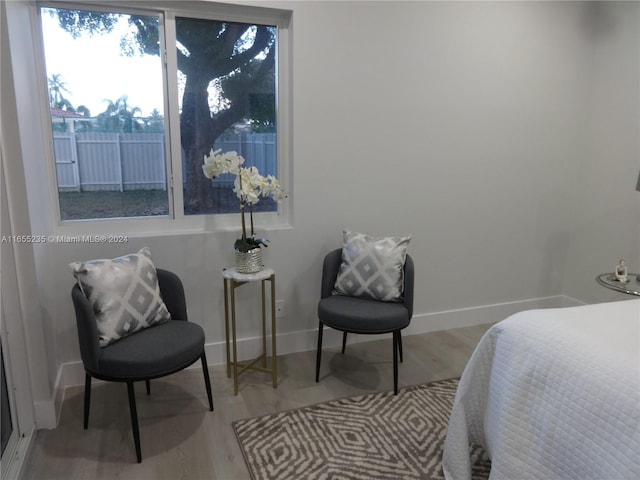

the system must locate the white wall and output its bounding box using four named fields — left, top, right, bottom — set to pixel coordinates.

left=562, top=1, right=640, bottom=302
left=291, top=0, right=588, bottom=311
left=3, top=1, right=639, bottom=427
